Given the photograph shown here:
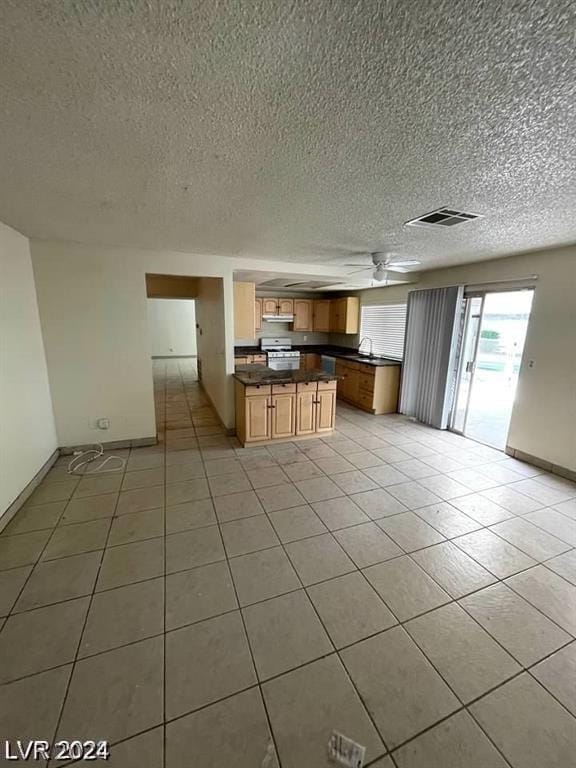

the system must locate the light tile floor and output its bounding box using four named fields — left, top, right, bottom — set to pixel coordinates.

left=1, top=357, right=575, bottom=767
